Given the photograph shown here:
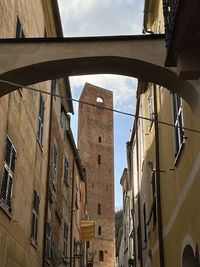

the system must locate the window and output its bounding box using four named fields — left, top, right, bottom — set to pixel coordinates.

left=52, top=142, right=58, bottom=185
left=99, top=250, right=104, bottom=262
left=63, top=223, right=68, bottom=257
left=98, top=226, right=102, bottom=235
left=173, top=93, right=184, bottom=157
left=60, top=104, right=66, bottom=128
left=96, top=97, right=104, bottom=103
left=16, top=15, right=25, bottom=38
left=97, top=203, right=101, bottom=215
left=98, top=155, right=101, bottom=165
left=143, top=203, right=147, bottom=243
left=0, top=137, right=16, bottom=211
left=31, top=190, right=40, bottom=244
left=98, top=136, right=101, bottom=143
left=148, top=85, right=154, bottom=128
left=63, top=154, right=69, bottom=185
left=151, top=171, right=157, bottom=226
left=37, top=95, right=44, bottom=145
left=51, top=79, right=57, bottom=99
left=46, top=222, right=51, bottom=260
